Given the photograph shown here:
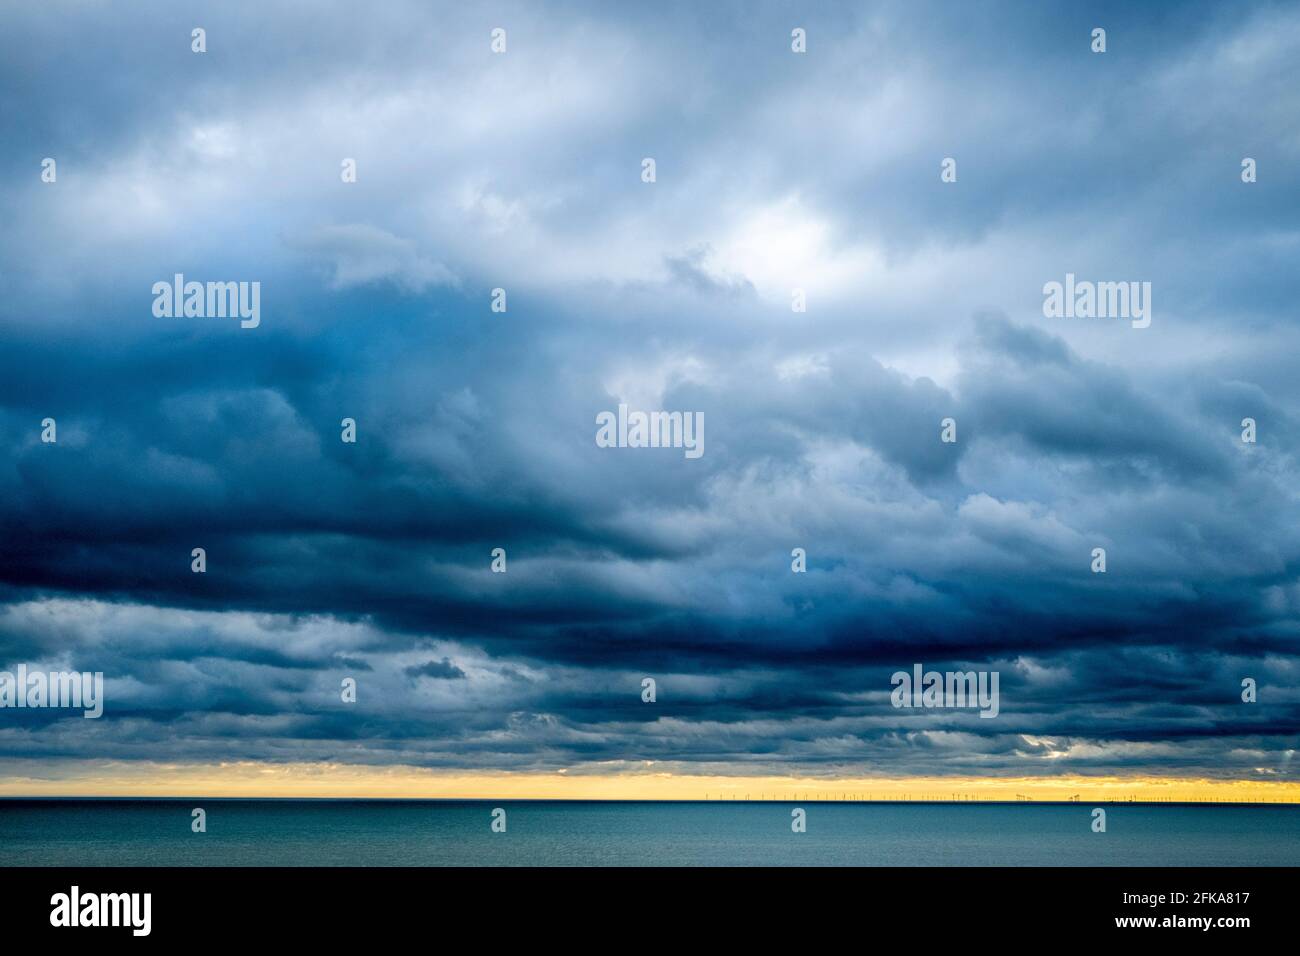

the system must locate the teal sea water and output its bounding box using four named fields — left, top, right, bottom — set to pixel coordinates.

left=1, top=800, right=1297, bottom=866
